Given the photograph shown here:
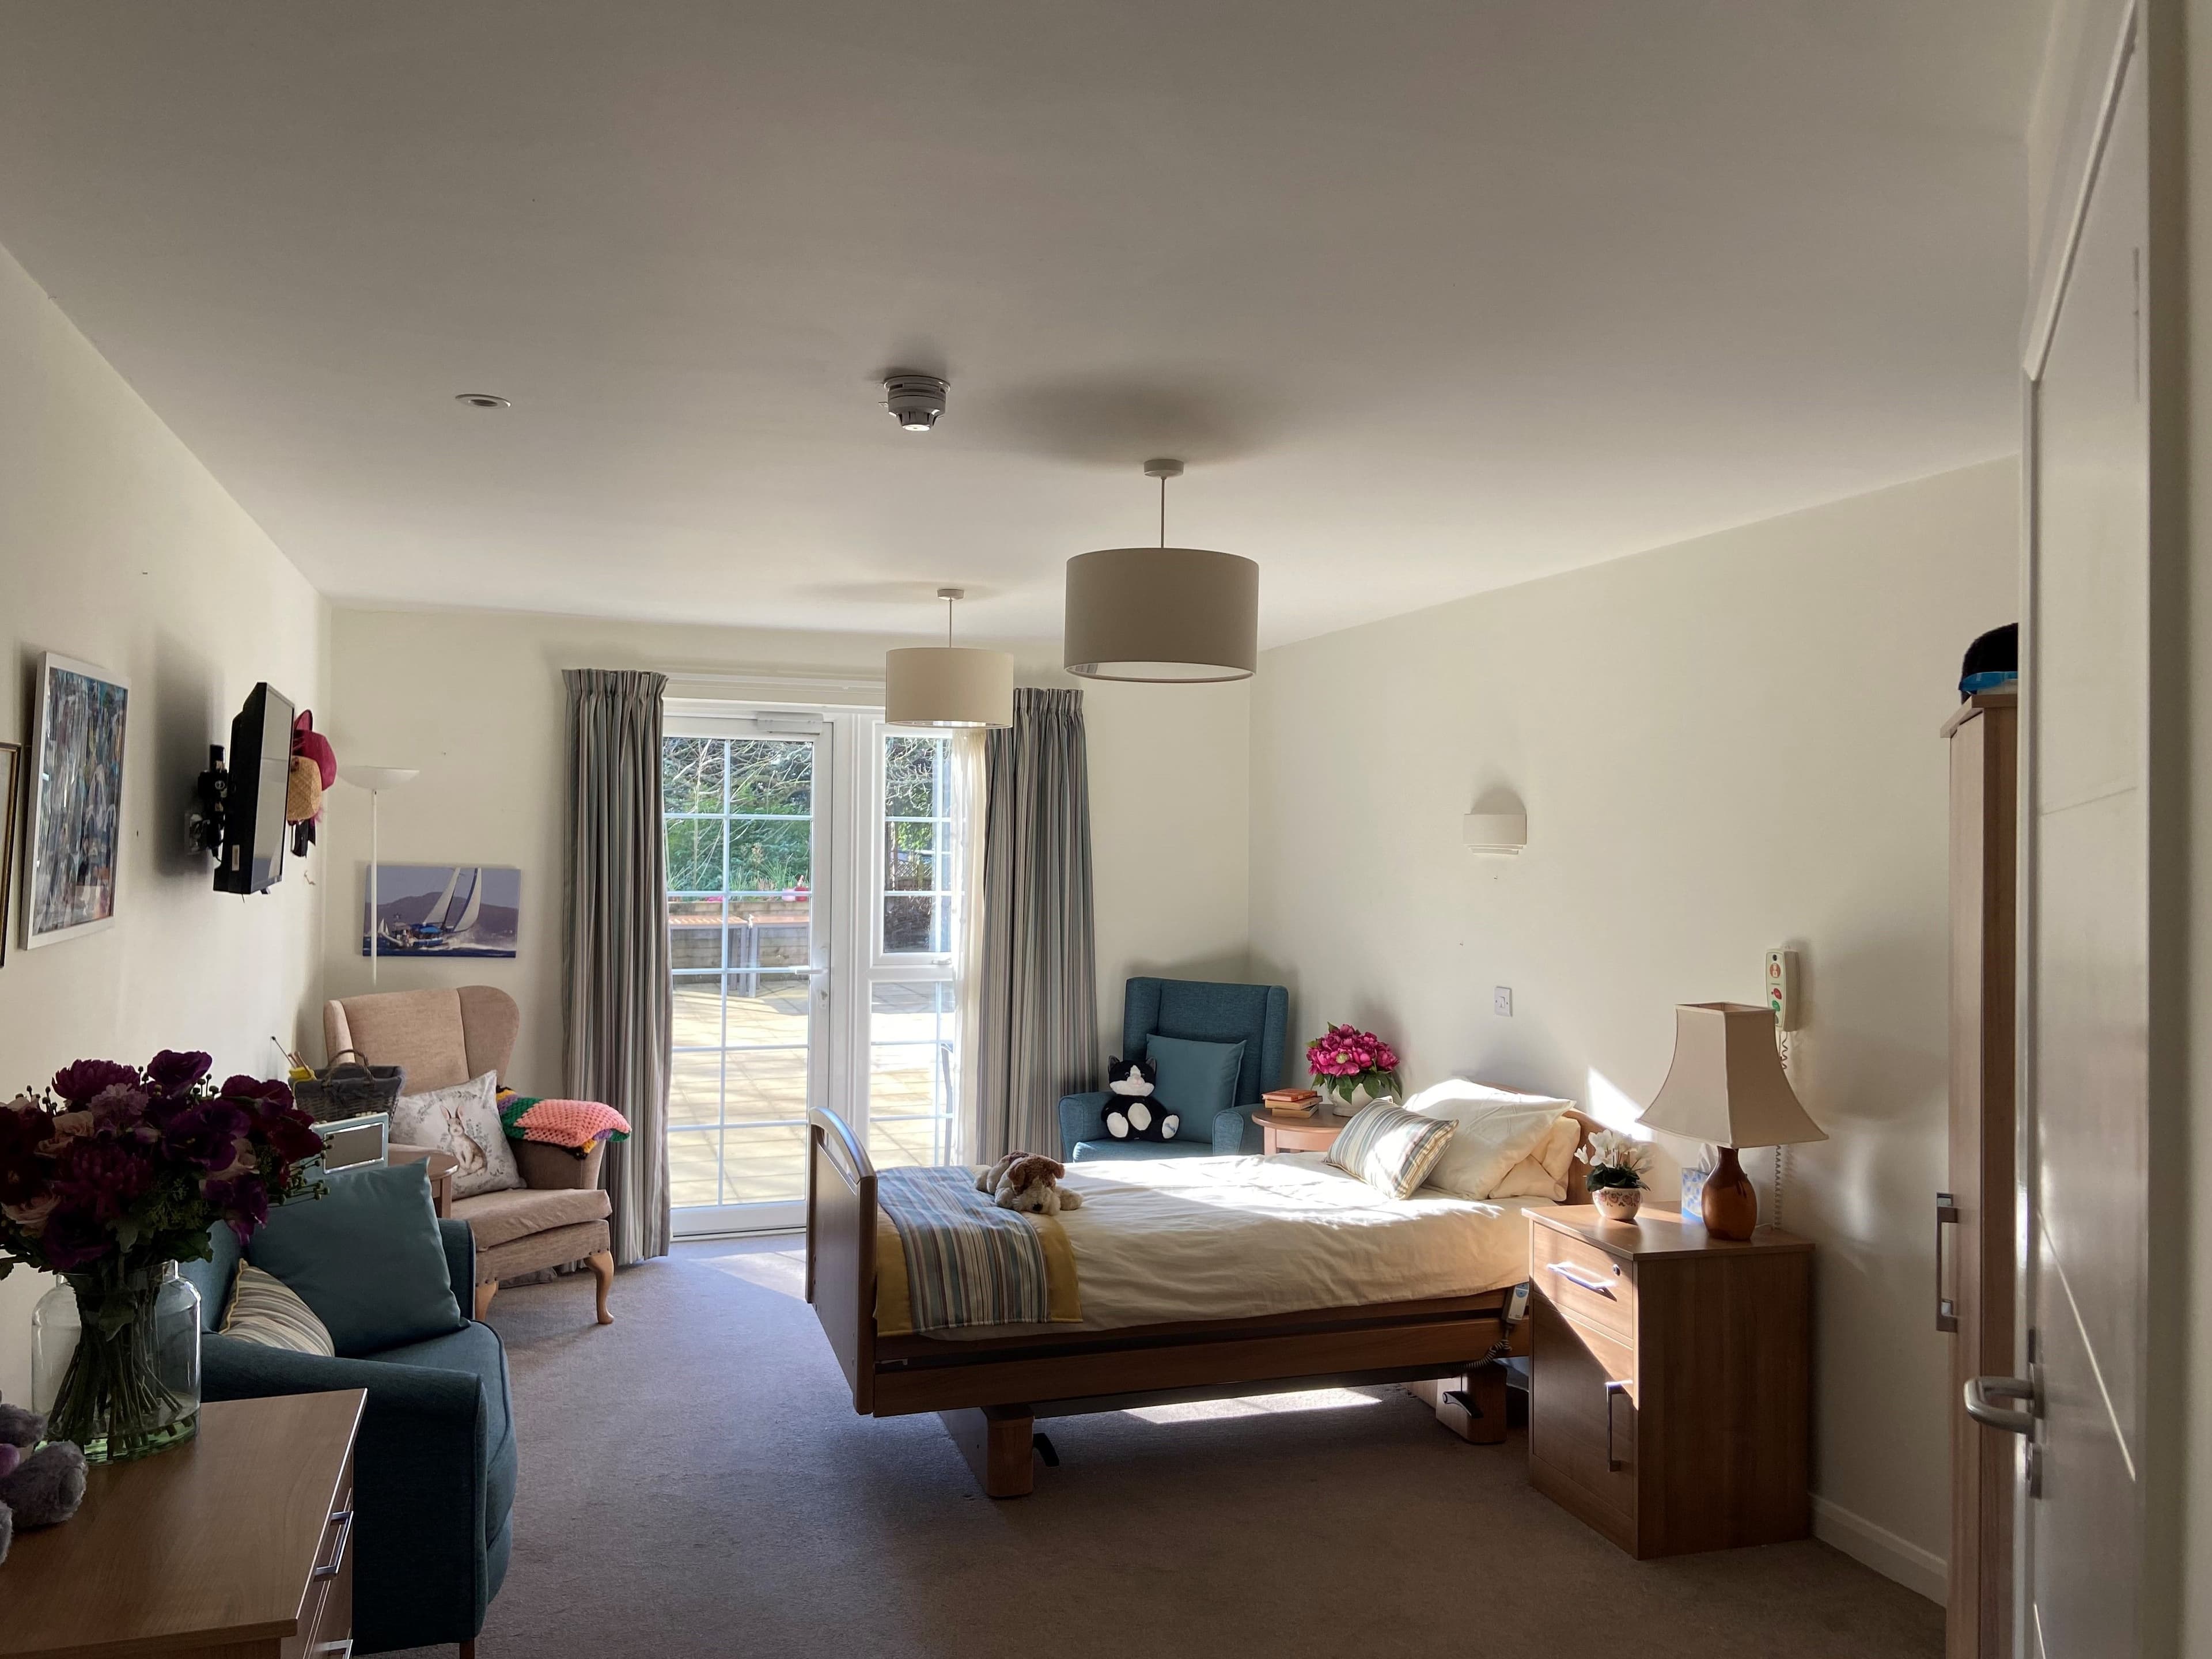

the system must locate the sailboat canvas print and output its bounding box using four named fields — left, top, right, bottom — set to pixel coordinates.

left=361, top=864, right=521, bottom=957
